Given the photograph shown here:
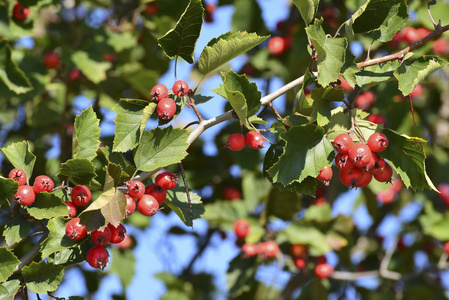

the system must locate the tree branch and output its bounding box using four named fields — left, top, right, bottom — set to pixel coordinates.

left=14, top=231, right=49, bottom=272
